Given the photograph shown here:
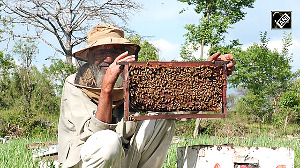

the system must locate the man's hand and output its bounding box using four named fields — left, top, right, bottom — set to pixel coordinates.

left=96, top=51, right=135, bottom=123
left=102, top=51, right=135, bottom=93
left=109, top=51, right=135, bottom=76
left=207, top=52, right=235, bottom=76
